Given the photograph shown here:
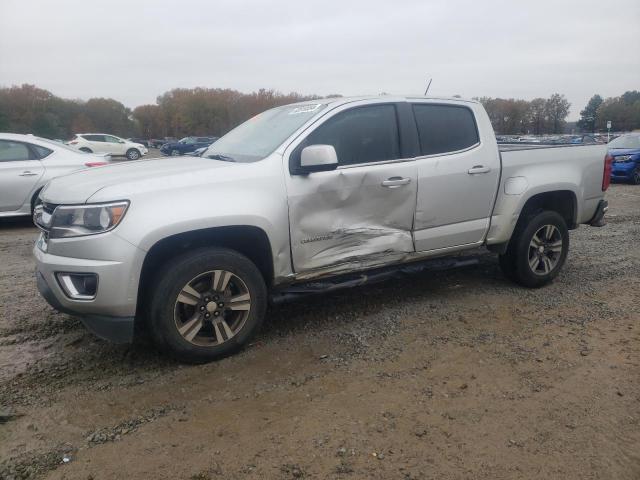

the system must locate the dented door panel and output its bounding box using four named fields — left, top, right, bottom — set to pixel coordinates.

left=287, top=161, right=417, bottom=273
